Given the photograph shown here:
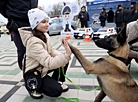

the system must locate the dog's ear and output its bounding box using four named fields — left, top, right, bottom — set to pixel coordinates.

left=117, top=26, right=127, bottom=45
